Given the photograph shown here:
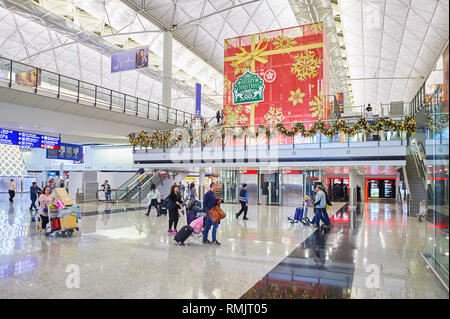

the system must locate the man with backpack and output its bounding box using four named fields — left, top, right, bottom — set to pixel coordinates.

left=235, top=183, right=249, bottom=220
